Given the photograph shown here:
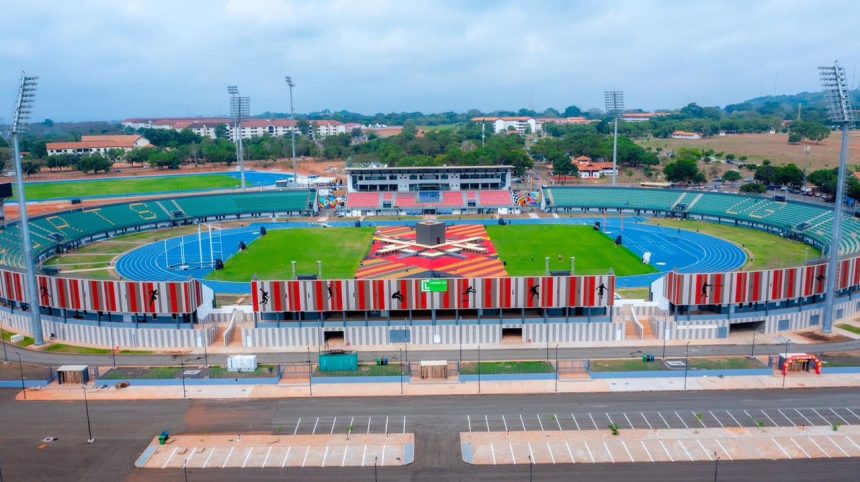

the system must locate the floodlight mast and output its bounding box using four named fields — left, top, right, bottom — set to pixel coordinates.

left=9, top=72, right=44, bottom=345
left=604, top=90, right=624, bottom=186
left=819, top=61, right=855, bottom=333
left=285, top=76, right=297, bottom=184
left=227, top=86, right=249, bottom=191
